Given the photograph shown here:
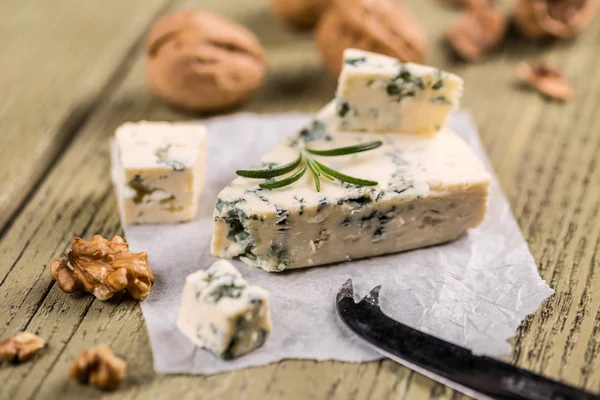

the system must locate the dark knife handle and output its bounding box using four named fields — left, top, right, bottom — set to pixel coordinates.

left=337, top=295, right=599, bottom=400
left=465, top=355, right=595, bottom=400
